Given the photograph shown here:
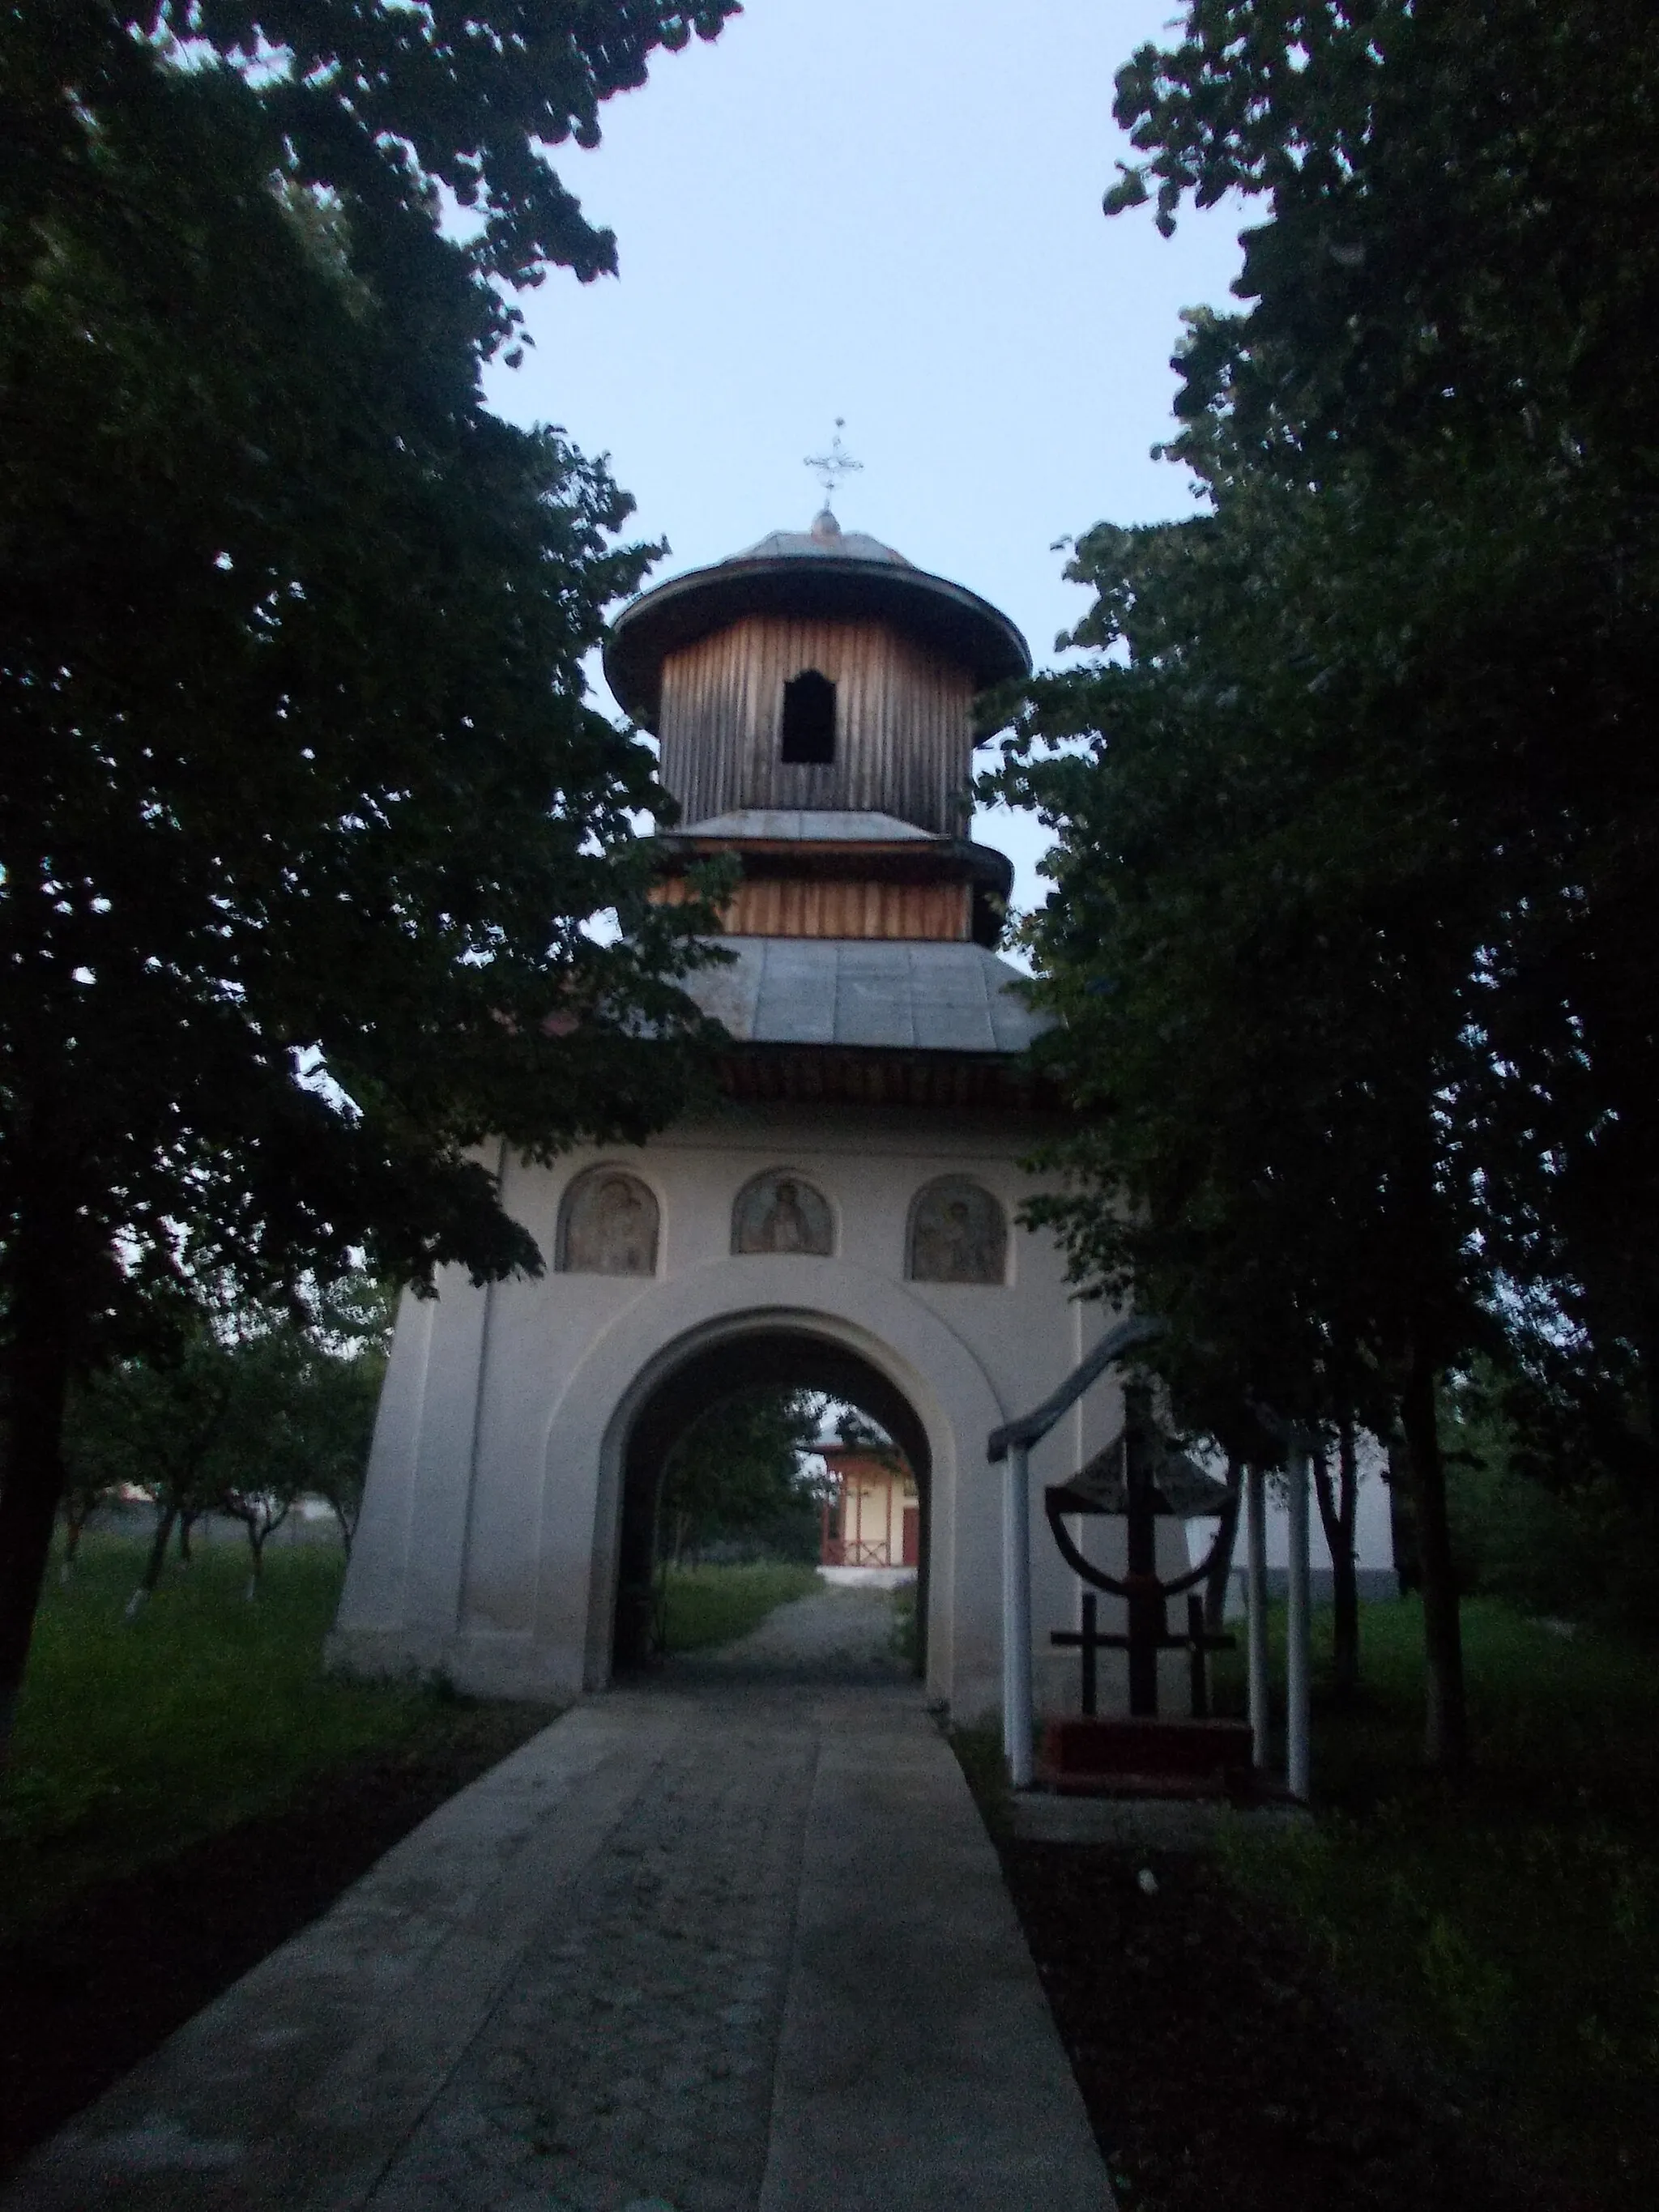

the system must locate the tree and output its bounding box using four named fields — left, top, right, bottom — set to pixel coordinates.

left=1202, top=1461, right=1241, bottom=1640
left=990, top=480, right=1495, bottom=1765
left=217, top=1477, right=294, bottom=1600
left=1311, top=1422, right=1361, bottom=1700
left=0, top=3, right=740, bottom=1760
left=207, top=1301, right=369, bottom=1592
left=194, top=1276, right=392, bottom=1576
left=54, top=1464, right=116, bottom=1583
left=987, top=0, right=1659, bottom=1767
left=286, top=1280, right=395, bottom=1559
left=658, top=1392, right=825, bottom=1568
left=1444, top=1348, right=1659, bottom=1639
left=834, top=1406, right=901, bottom=1468
left=61, top=1277, right=393, bottom=1600
left=1107, top=0, right=1659, bottom=1466
left=65, top=1323, right=241, bottom=1616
